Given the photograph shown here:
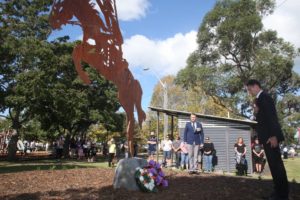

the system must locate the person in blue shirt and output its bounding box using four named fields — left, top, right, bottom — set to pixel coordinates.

left=147, top=132, right=157, bottom=160
left=184, top=113, right=204, bottom=173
